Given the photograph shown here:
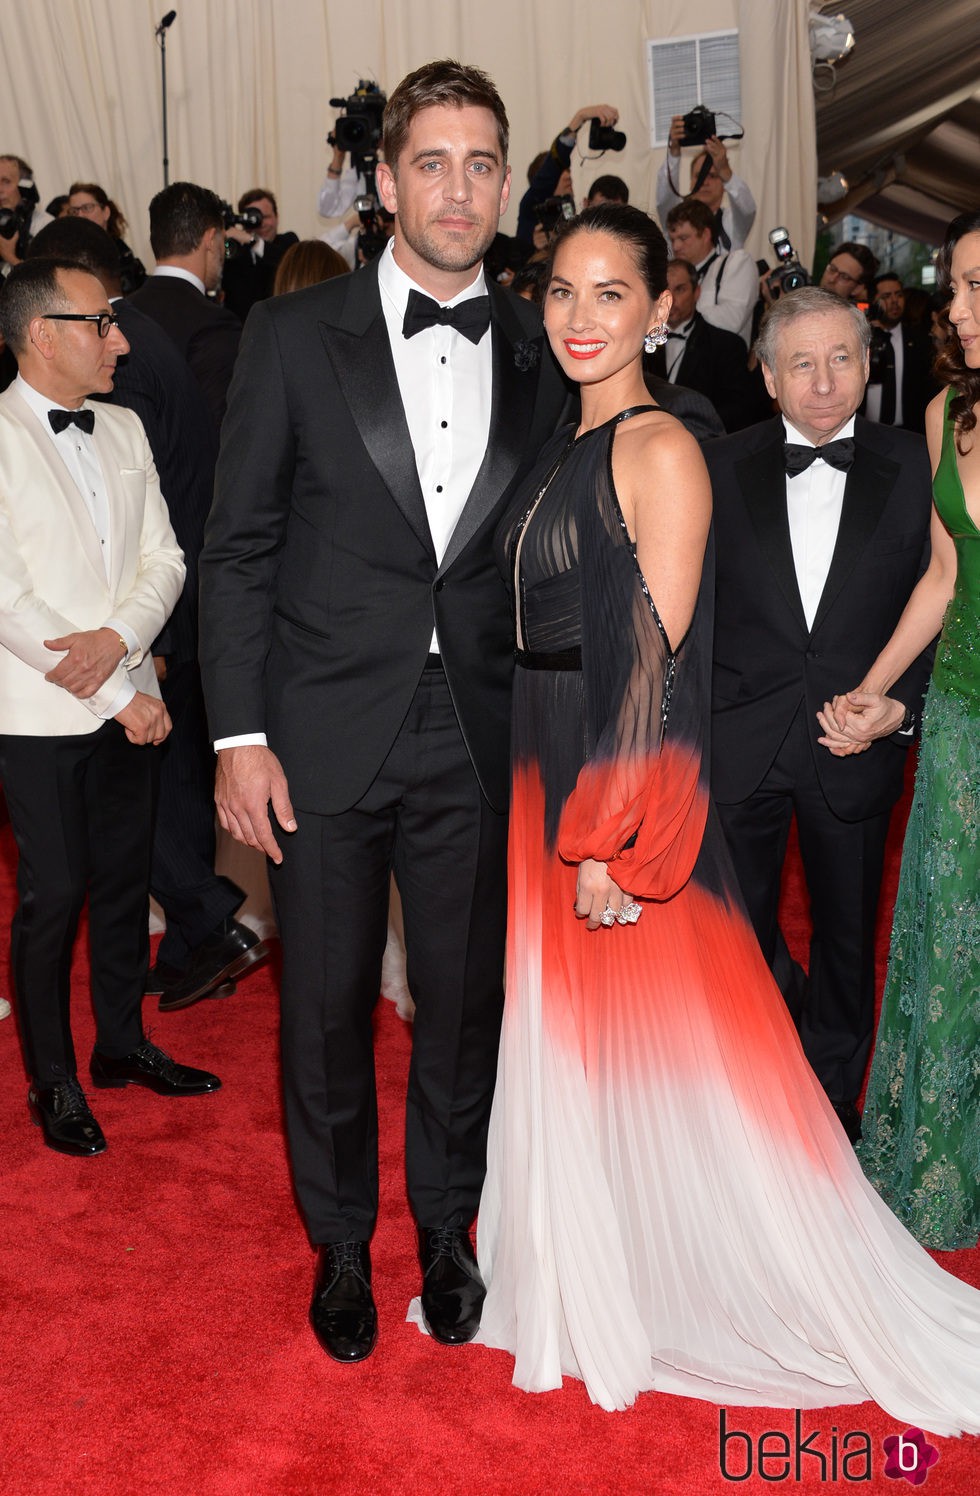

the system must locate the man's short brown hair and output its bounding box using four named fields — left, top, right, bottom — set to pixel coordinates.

left=382, top=59, right=508, bottom=169
left=665, top=198, right=716, bottom=241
